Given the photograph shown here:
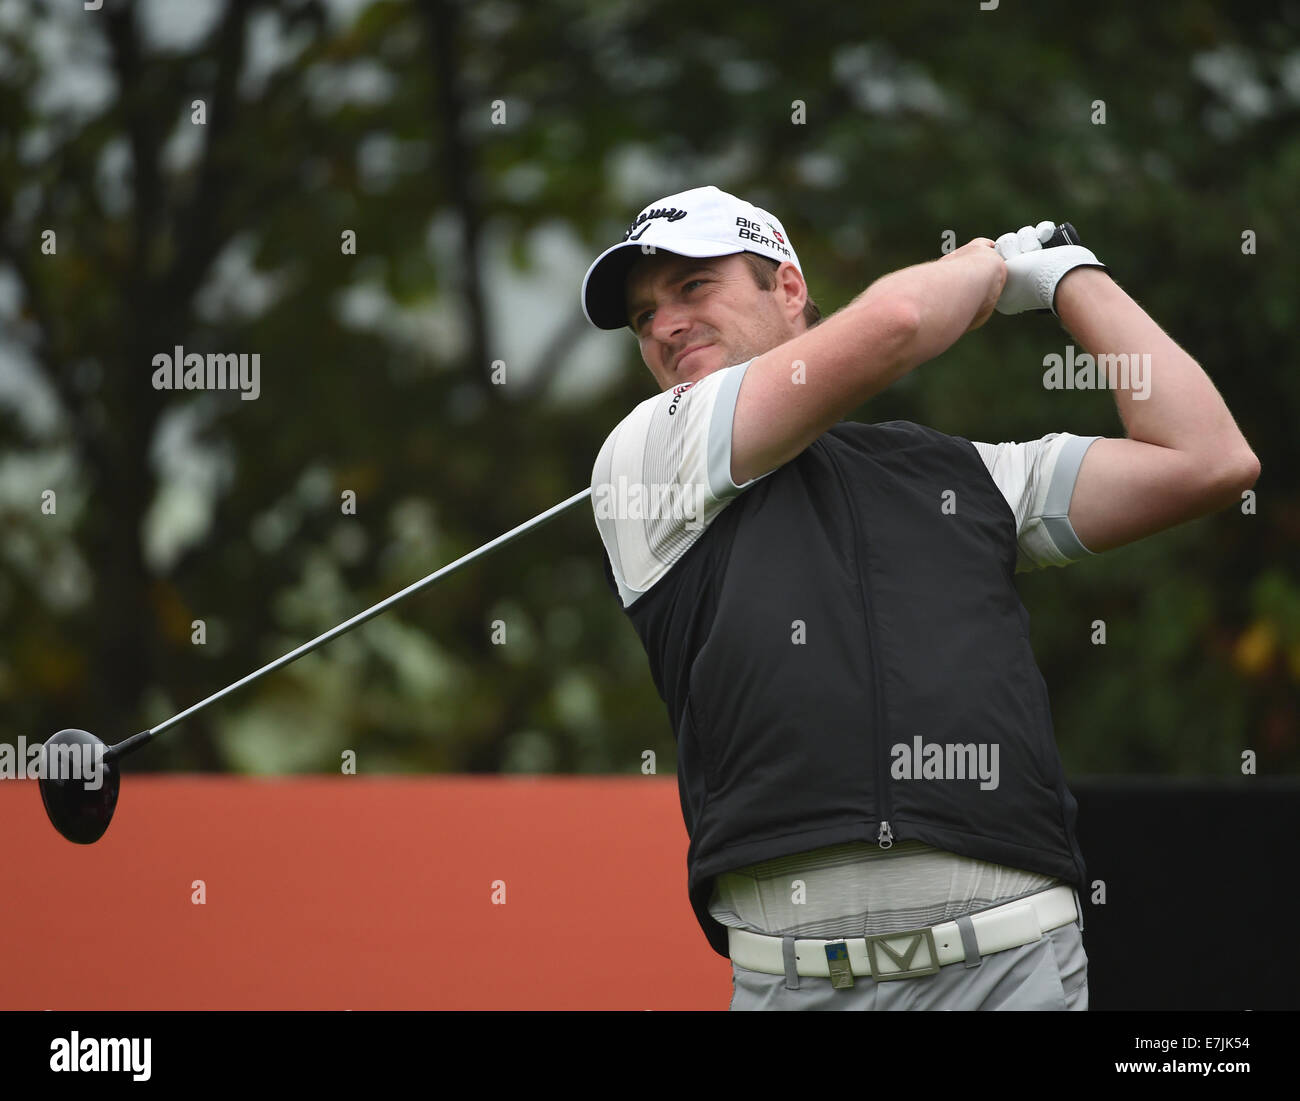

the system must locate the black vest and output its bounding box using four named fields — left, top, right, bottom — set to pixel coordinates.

left=599, top=419, right=1088, bottom=958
